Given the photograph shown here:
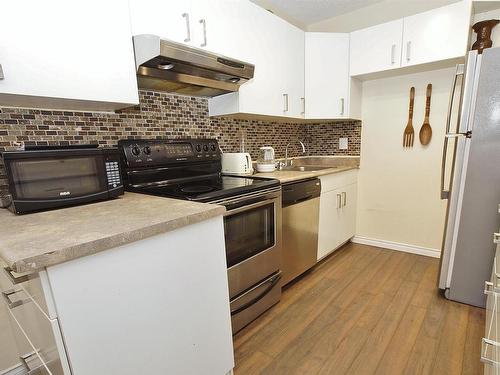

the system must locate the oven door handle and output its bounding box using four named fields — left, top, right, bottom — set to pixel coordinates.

left=230, top=272, right=282, bottom=316
left=225, top=198, right=276, bottom=216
